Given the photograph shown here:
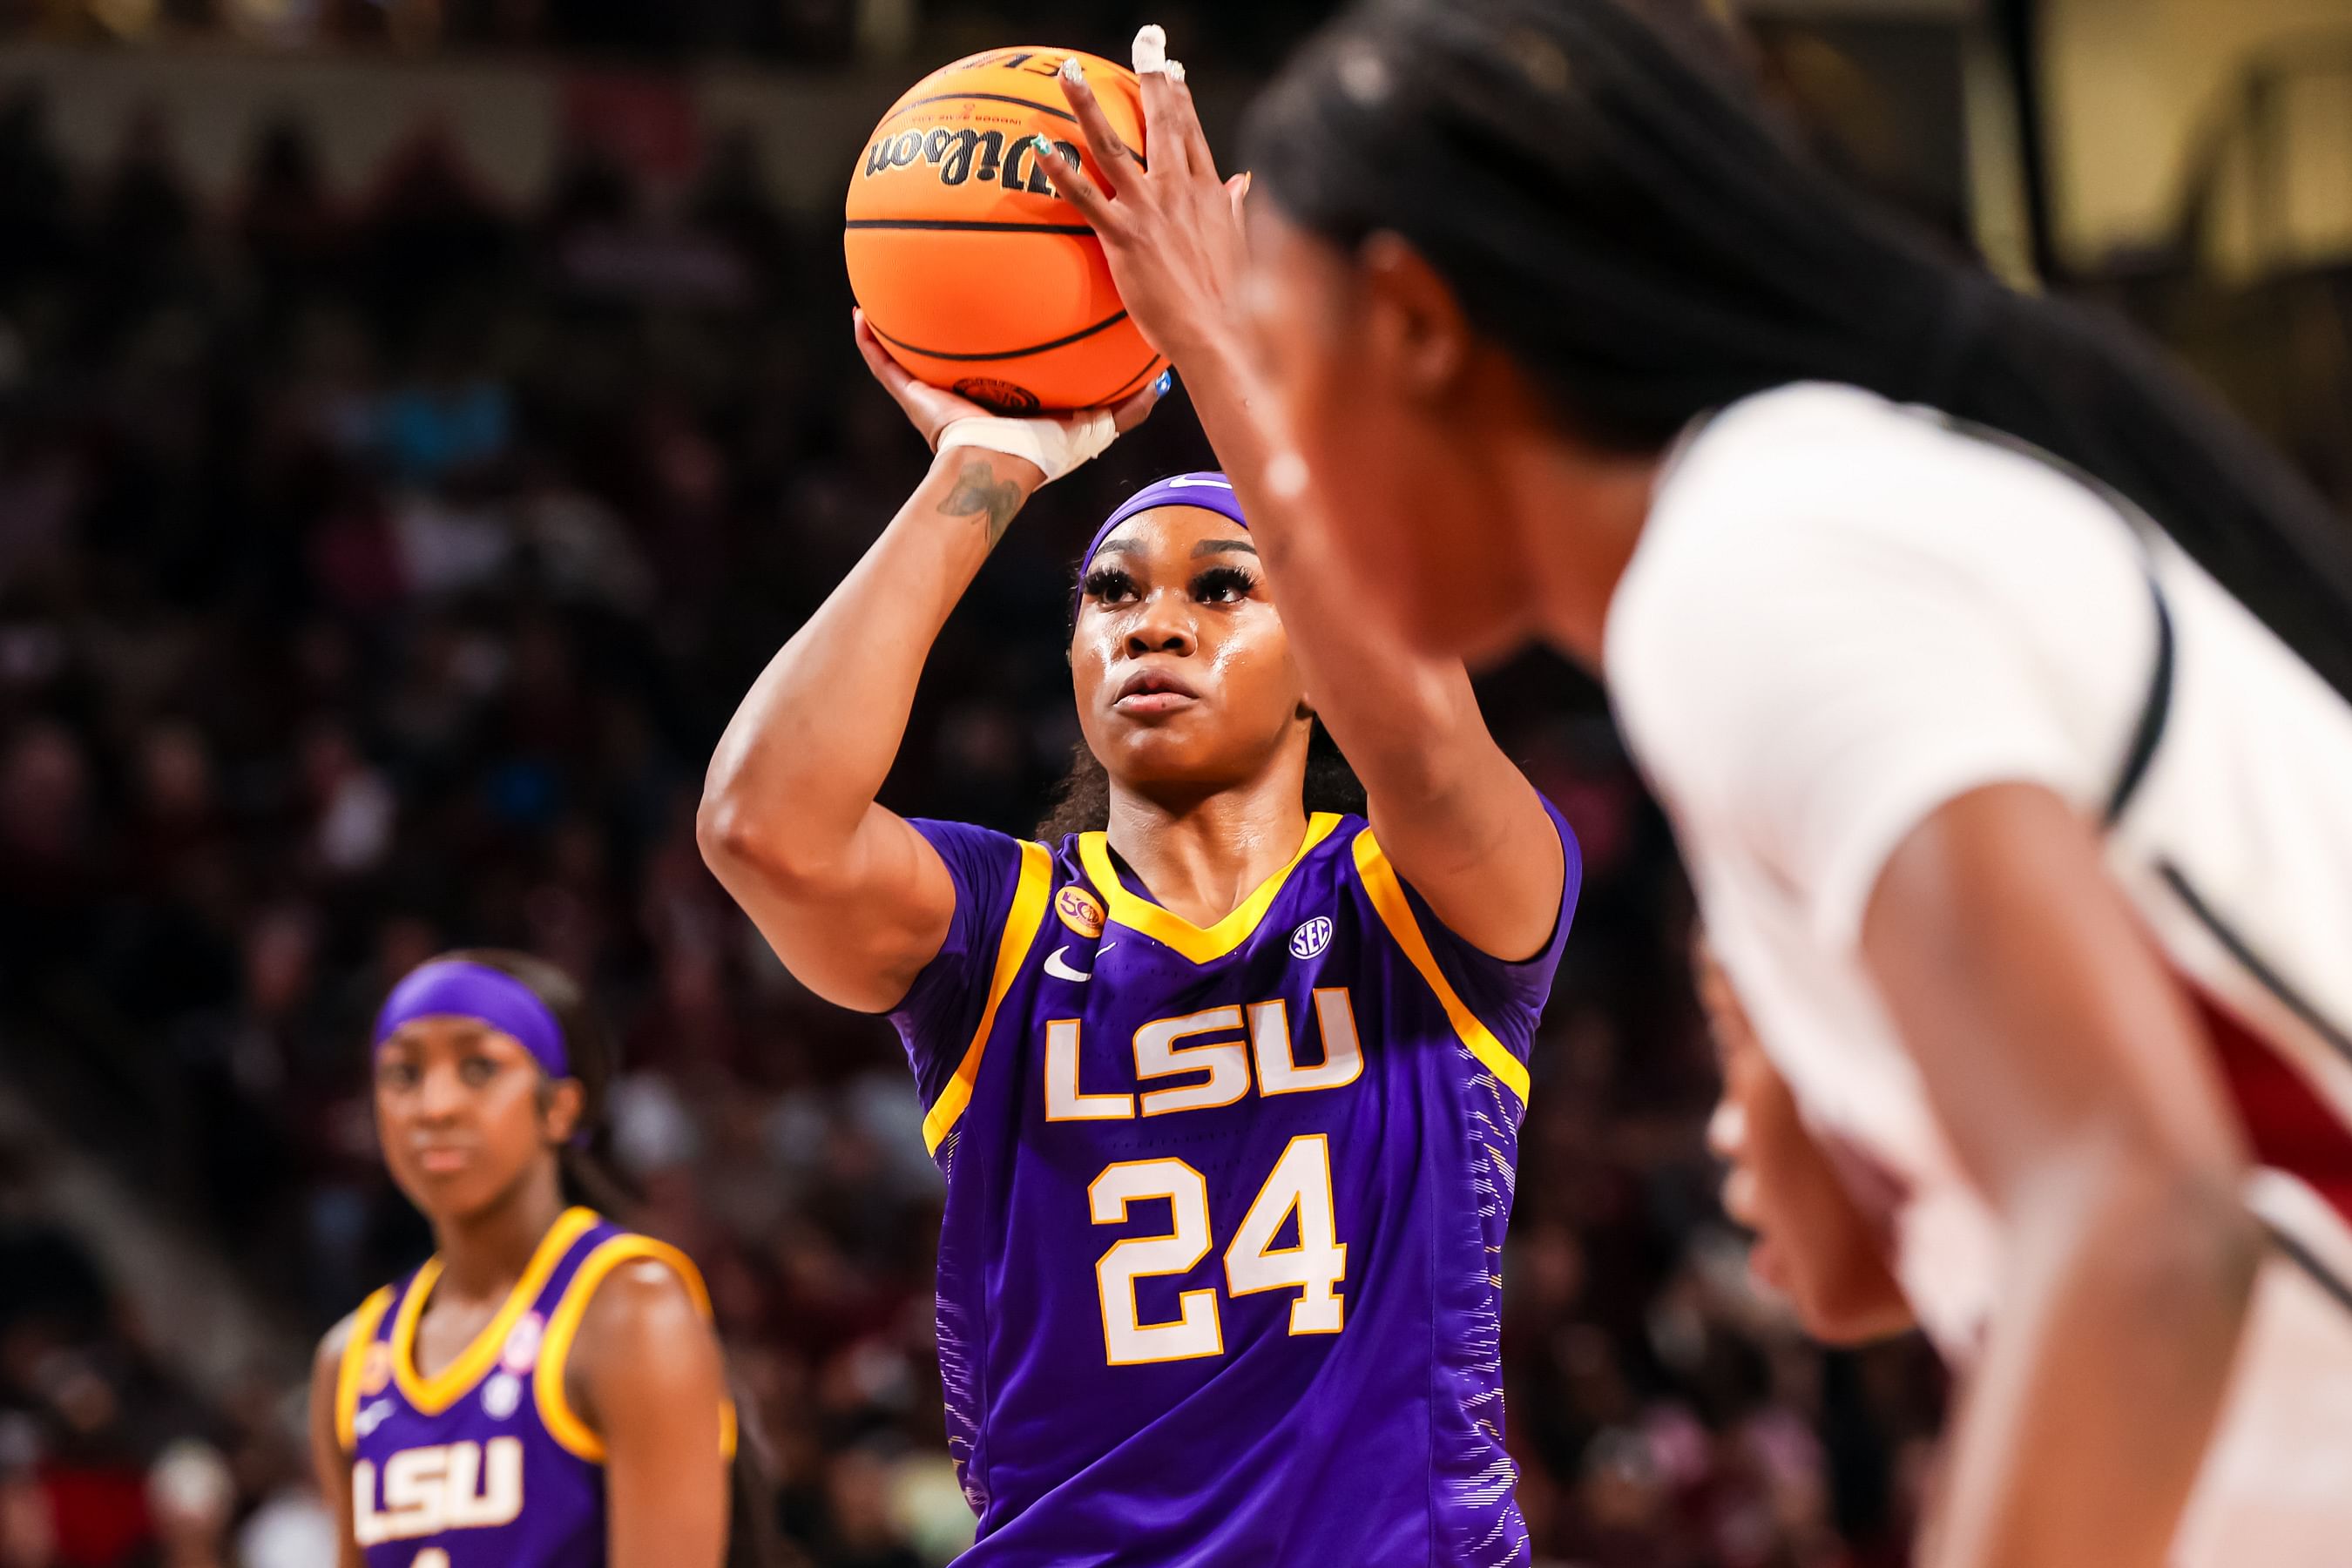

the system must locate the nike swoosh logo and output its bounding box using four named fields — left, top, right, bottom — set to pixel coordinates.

left=1044, top=946, right=1092, bottom=983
